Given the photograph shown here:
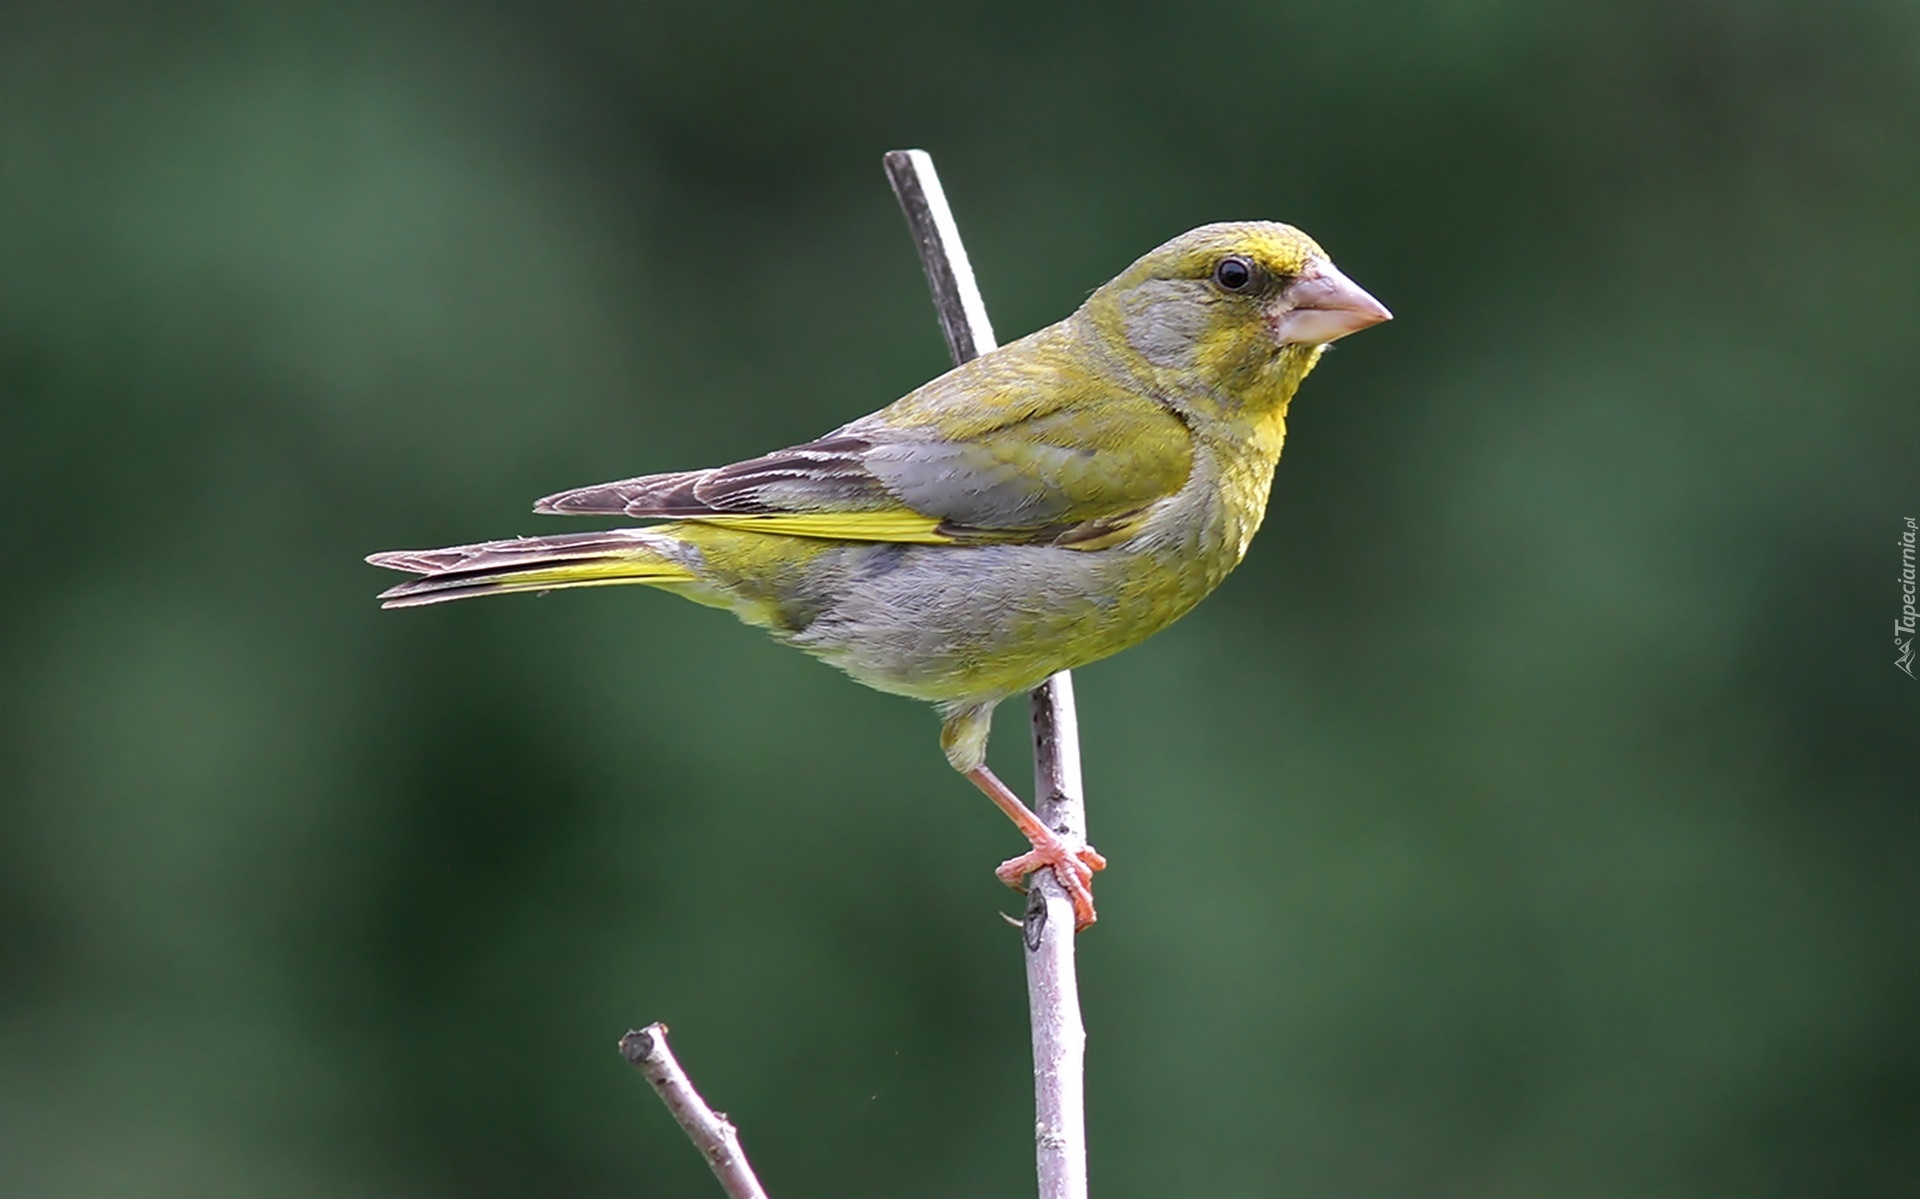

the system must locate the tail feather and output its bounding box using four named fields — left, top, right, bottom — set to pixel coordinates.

left=367, top=529, right=695, bottom=609
left=533, top=469, right=715, bottom=517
